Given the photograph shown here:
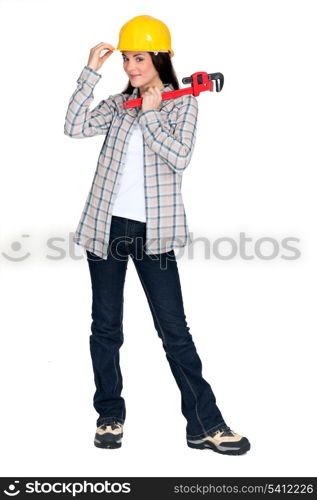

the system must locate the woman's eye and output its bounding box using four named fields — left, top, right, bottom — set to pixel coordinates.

left=123, top=58, right=143, bottom=62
